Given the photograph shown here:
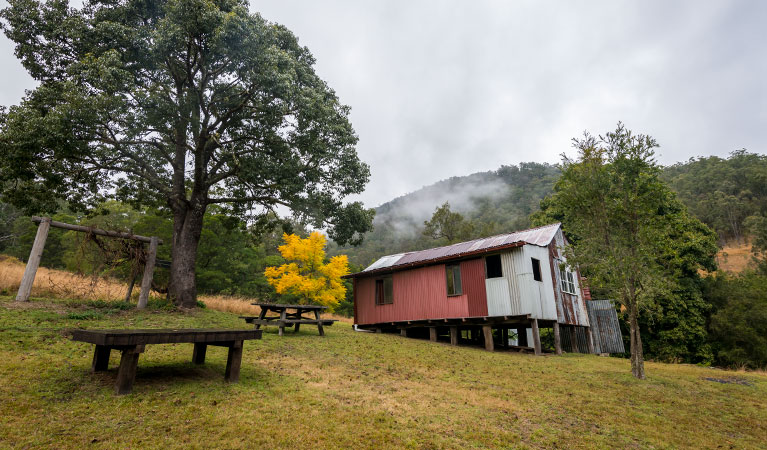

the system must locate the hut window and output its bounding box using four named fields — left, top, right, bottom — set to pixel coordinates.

left=560, top=268, right=576, bottom=294
left=531, top=258, right=542, bottom=282
left=485, top=255, right=503, bottom=279
left=375, top=276, right=393, bottom=305
left=446, top=264, right=462, bottom=296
